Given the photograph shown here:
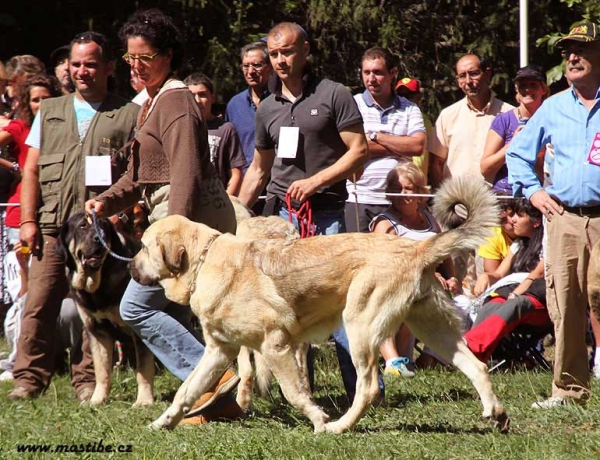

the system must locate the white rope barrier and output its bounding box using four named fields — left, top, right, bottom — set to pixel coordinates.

left=348, top=191, right=517, bottom=200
